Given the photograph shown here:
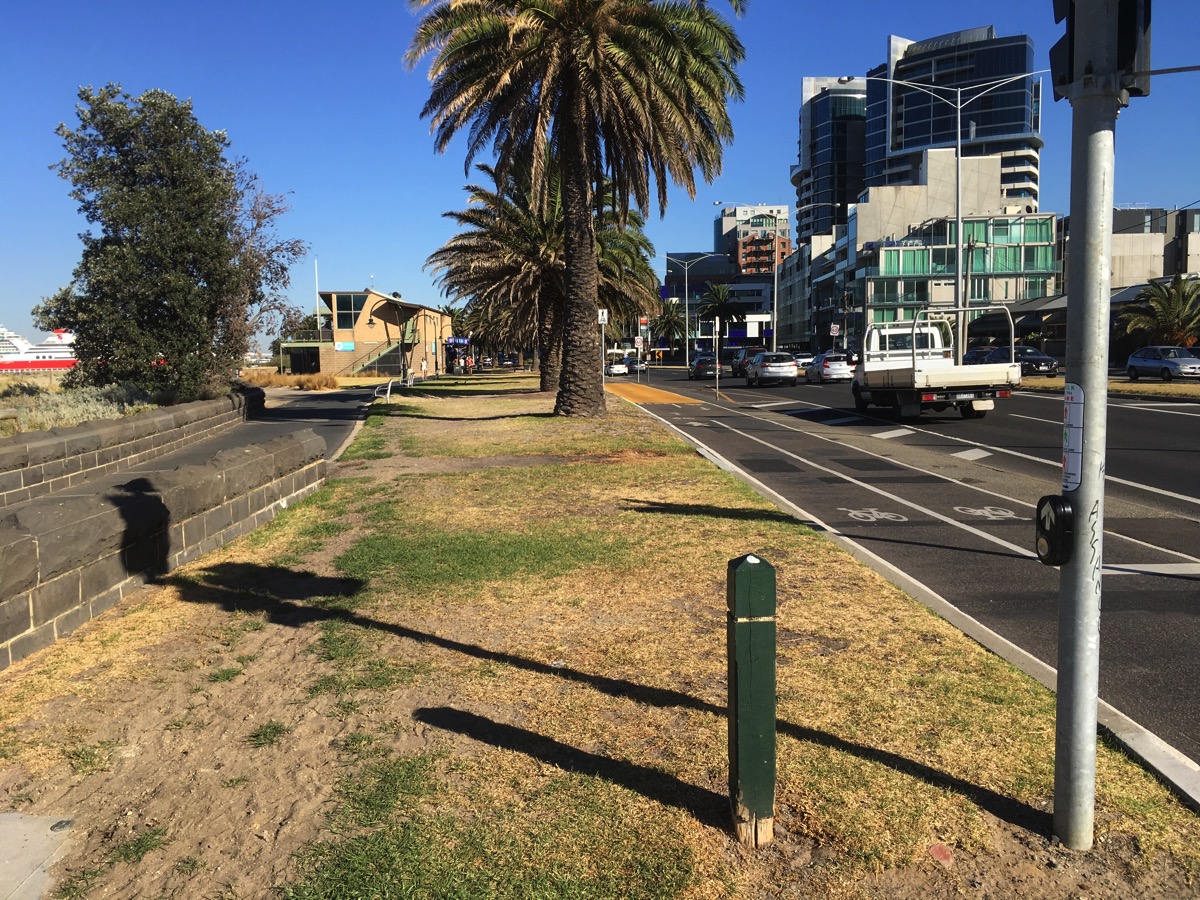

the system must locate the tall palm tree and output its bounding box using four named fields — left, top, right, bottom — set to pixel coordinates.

left=1117, top=274, right=1200, bottom=346
left=651, top=298, right=686, bottom=358
left=427, top=163, right=660, bottom=391
left=407, top=0, right=745, bottom=417
left=695, top=283, right=745, bottom=353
